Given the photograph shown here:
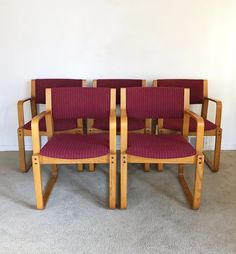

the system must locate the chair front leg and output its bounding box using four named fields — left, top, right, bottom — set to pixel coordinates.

left=213, top=128, right=222, bottom=172
left=109, top=154, right=116, bottom=209
left=178, top=155, right=204, bottom=210
left=18, top=128, right=32, bottom=172
left=32, top=155, right=58, bottom=210
left=120, top=154, right=128, bottom=209
left=77, top=164, right=84, bottom=172
left=157, top=164, right=164, bottom=172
